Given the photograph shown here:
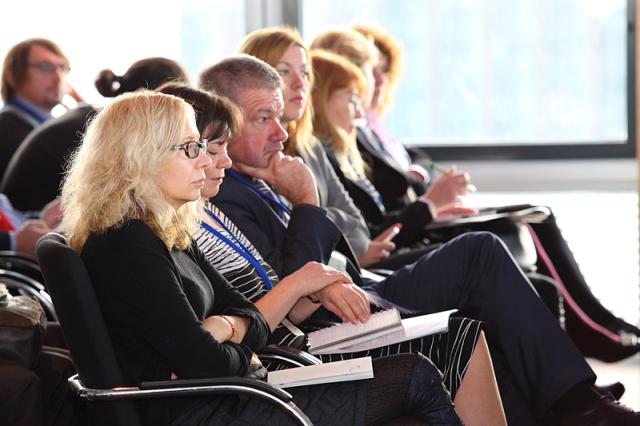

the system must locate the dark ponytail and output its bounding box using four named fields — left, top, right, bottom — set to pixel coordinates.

left=94, top=69, right=124, bottom=97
